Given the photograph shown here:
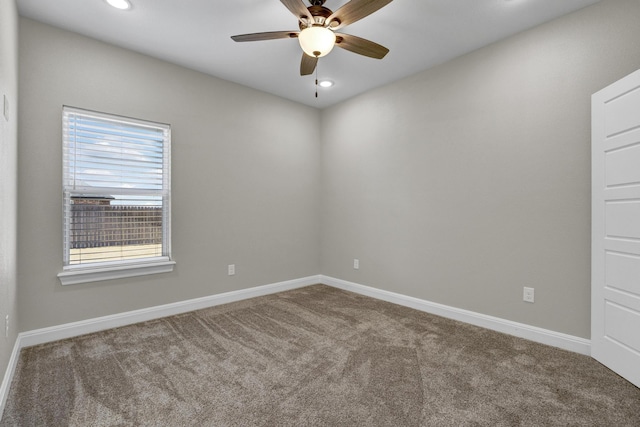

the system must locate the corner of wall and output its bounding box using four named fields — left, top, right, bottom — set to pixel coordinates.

left=0, top=0, right=20, bottom=414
